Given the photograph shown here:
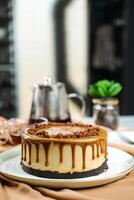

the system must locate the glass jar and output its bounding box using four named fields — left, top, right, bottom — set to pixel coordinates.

left=92, top=98, right=119, bottom=130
